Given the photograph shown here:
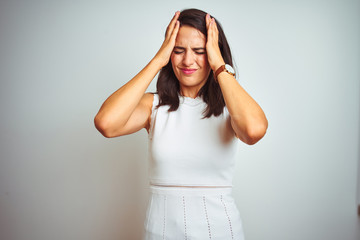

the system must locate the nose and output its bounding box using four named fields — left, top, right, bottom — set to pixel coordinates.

left=182, top=51, right=195, bottom=67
